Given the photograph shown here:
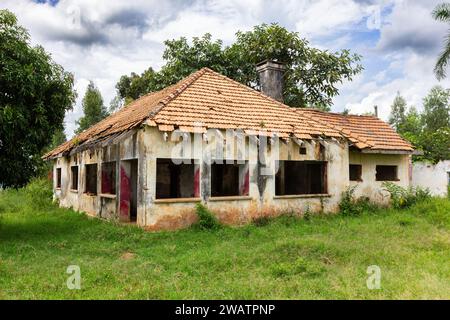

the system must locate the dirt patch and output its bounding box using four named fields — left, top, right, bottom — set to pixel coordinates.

left=120, top=252, right=136, bottom=260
